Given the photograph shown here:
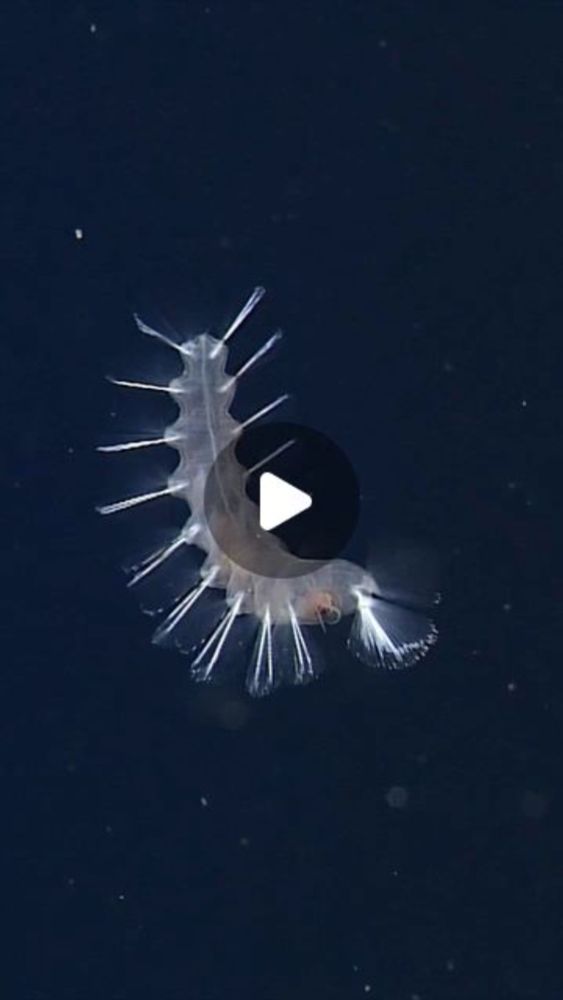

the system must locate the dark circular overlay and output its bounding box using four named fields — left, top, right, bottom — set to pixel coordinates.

left=203, top=422, right=359, bottom=578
